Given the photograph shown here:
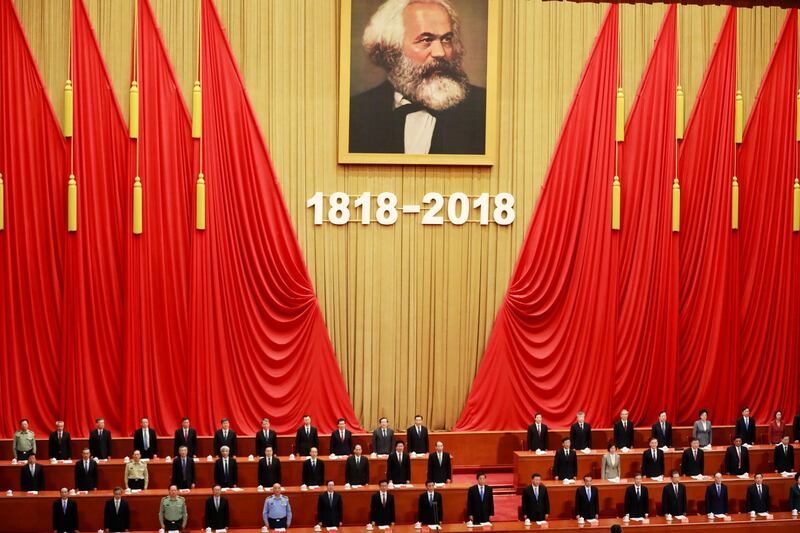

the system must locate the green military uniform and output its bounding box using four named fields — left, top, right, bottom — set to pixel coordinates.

left=159, top=495, right=187, bottom=530
left=13, top=430, right=36, bottom=459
